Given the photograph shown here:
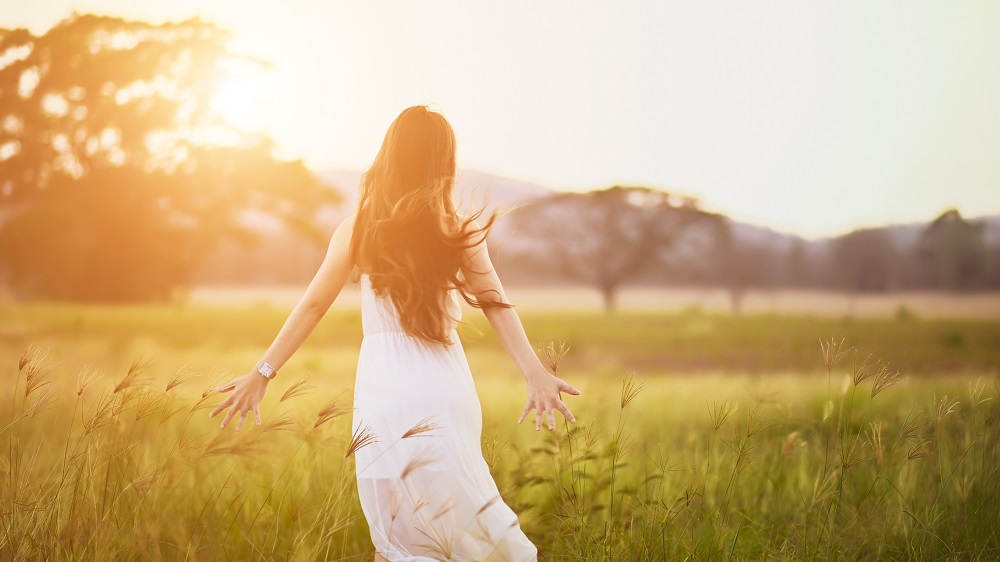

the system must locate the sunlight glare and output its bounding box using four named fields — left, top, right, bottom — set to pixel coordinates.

left=209, top=73, right=269, bottom=132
